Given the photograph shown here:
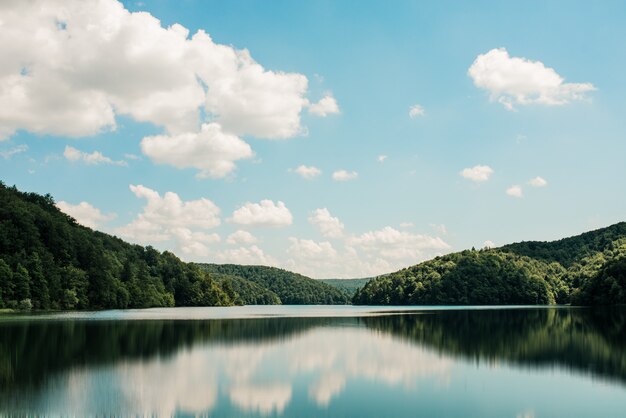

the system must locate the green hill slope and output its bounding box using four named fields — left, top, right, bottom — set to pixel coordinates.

left=321, top=278, right=370, bottom=296
left=353, top=223, right=626, bottom=306
left=211, top=273, right=281, bottom=305
left=198, top=264, right=350, bottom=304
left=0, top=182, right=240, bottom=310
